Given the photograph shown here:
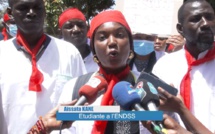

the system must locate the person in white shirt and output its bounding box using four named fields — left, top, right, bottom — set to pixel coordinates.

left=59, top=8, right=98, bottom=73
left=0, top=0, right=86, bottom=133
left=152, top=0, right=215, bottom=132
